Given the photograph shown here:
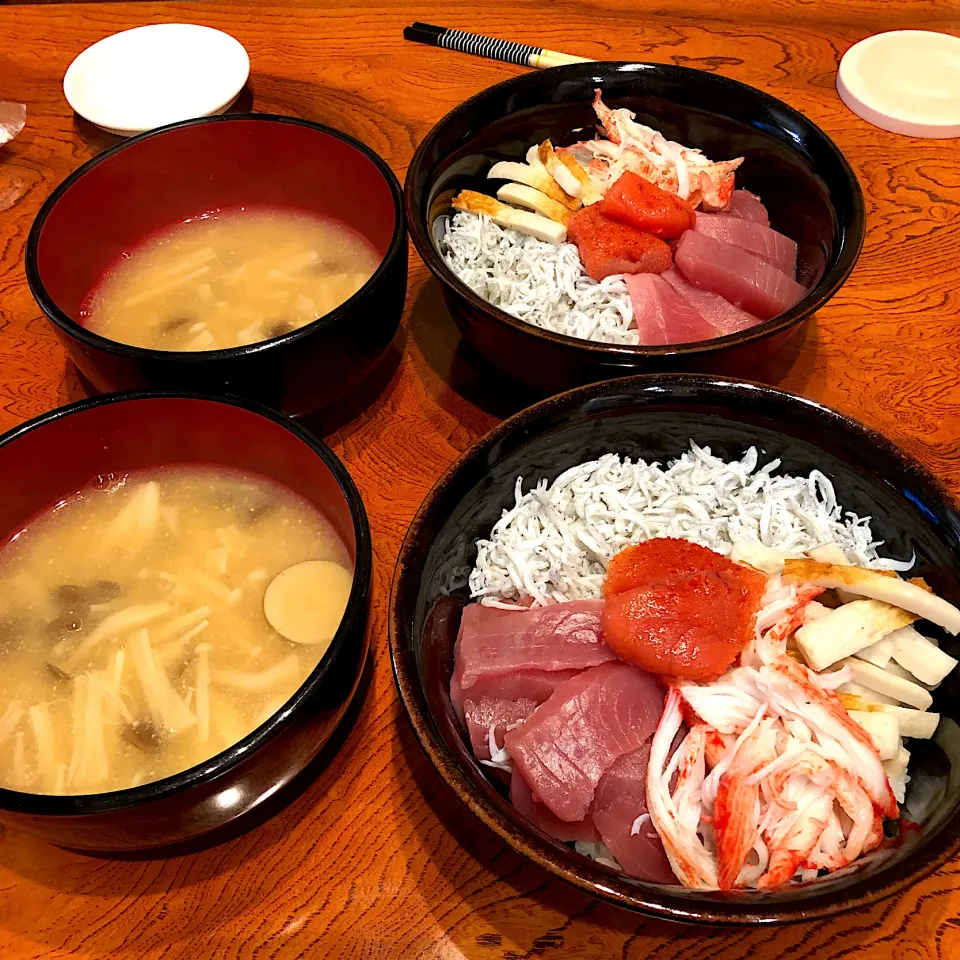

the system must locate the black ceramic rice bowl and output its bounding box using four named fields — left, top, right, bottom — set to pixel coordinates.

left=390, top=374, right=960, bottom=924
left=405, top=62, right=865, bottom=394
